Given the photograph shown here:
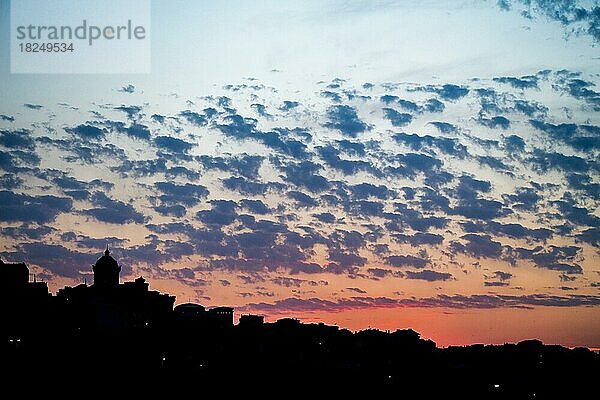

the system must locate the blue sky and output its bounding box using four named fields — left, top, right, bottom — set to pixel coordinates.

left=1, top=0, right=599, bottom=346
